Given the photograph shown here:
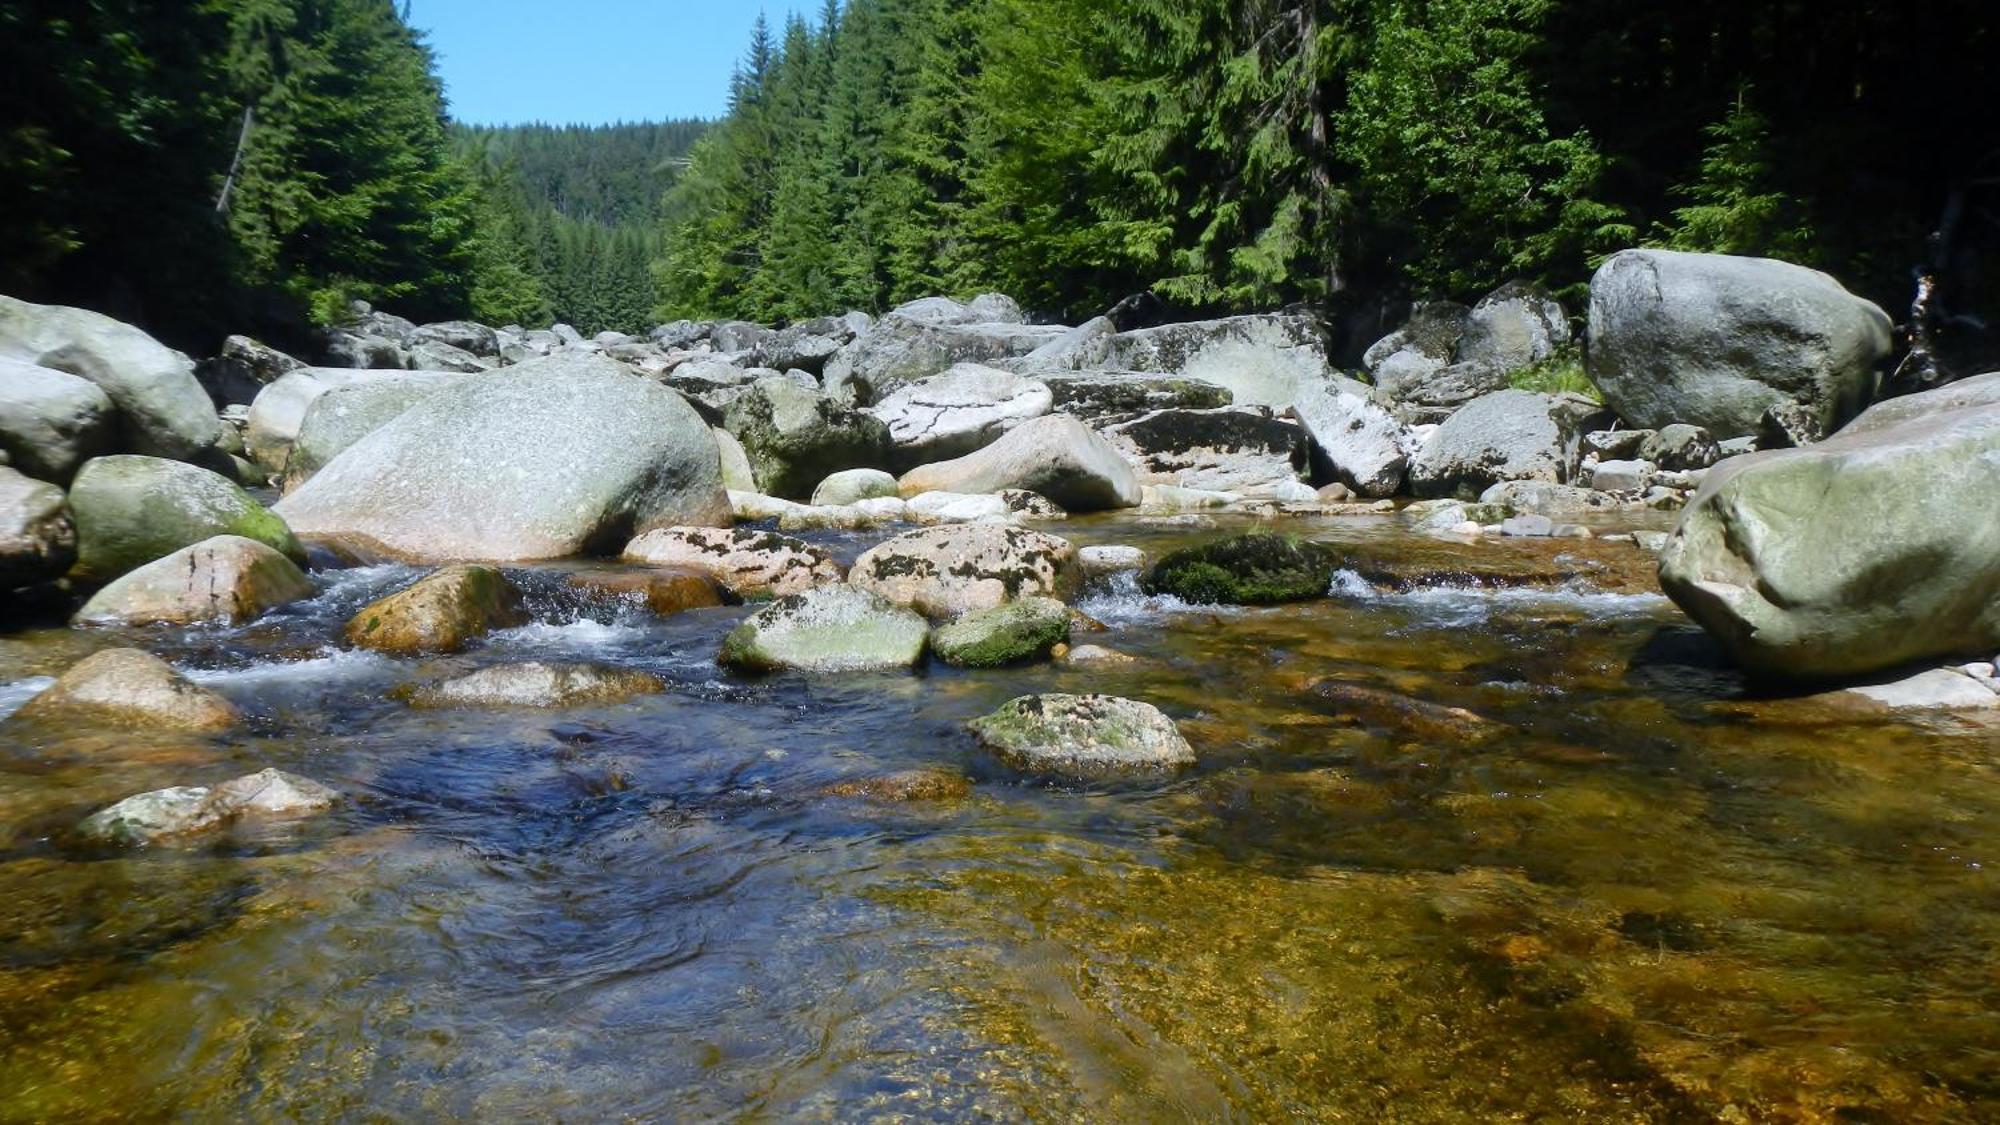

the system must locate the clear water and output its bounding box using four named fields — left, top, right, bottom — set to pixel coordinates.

left=1, top=514, right=1995, bottom=1120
